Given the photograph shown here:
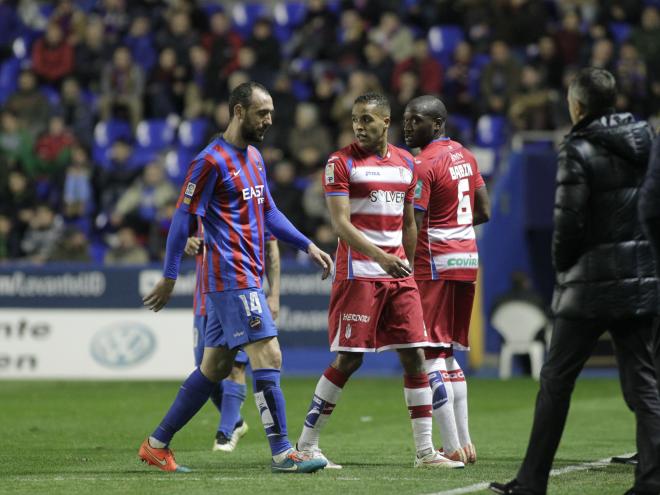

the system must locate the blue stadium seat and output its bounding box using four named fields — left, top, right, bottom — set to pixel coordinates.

left=428, top=25, right=465, bottom=66
left=135, top=119, right=176, bottom=149
left=0, top=57, right=20, bottom=104
left=232, top=3, right=269, bottom=39
left=40, top=85, right=60, bottom=106
left=177, top=118, right=209, bottom=149
left=609, top=21, right=632, bottom=44
left=475, top=114, right=507, bottom=148
left=274, top=2, right=307, bottom=28
left=165, top=147, right=196, bottom=186
left=94, top=119, right=132, bottom=148
left=448, top=114, right=474, bottom=145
